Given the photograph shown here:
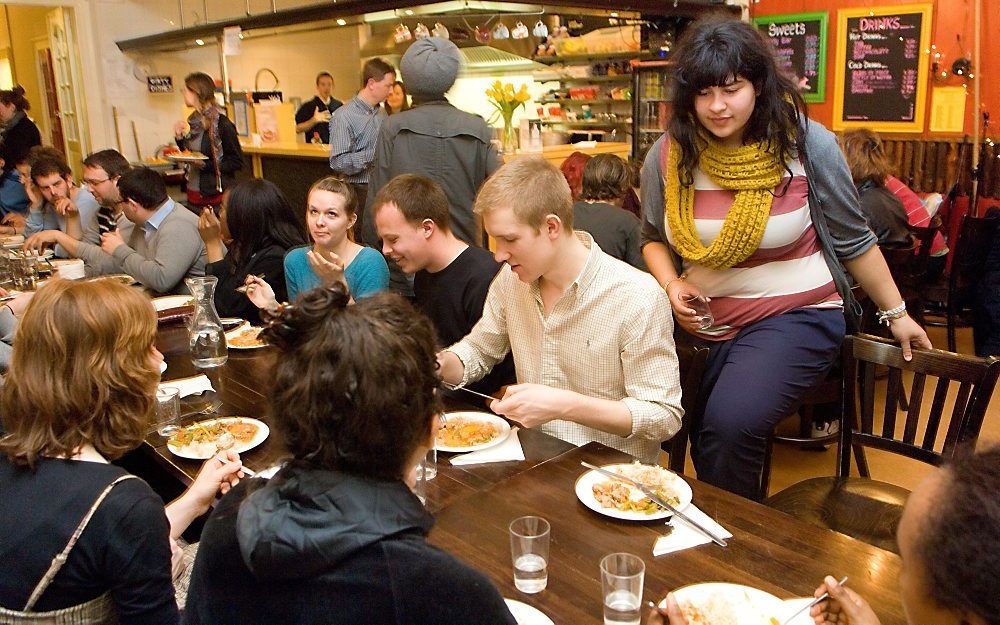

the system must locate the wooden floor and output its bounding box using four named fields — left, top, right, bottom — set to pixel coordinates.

left=671, top=325, right=1000, bottom=496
